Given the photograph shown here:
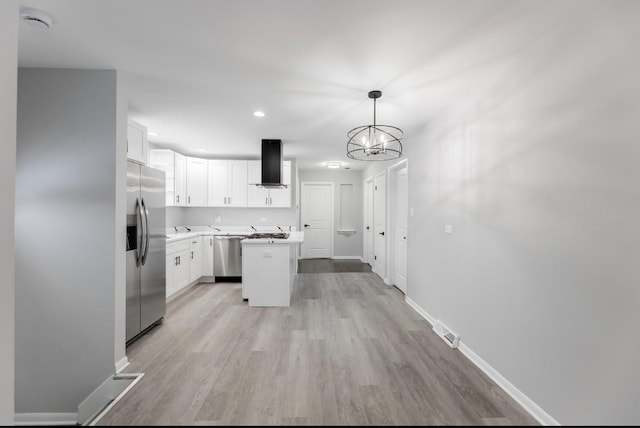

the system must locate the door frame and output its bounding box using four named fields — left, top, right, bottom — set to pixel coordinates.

left=373, top=170, right=388, bottom=282
left=387, top=159, right=409, bottom=292
left=363, top=175, right=374, bottom=265
left=300, top=181, right=334, bottom=259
